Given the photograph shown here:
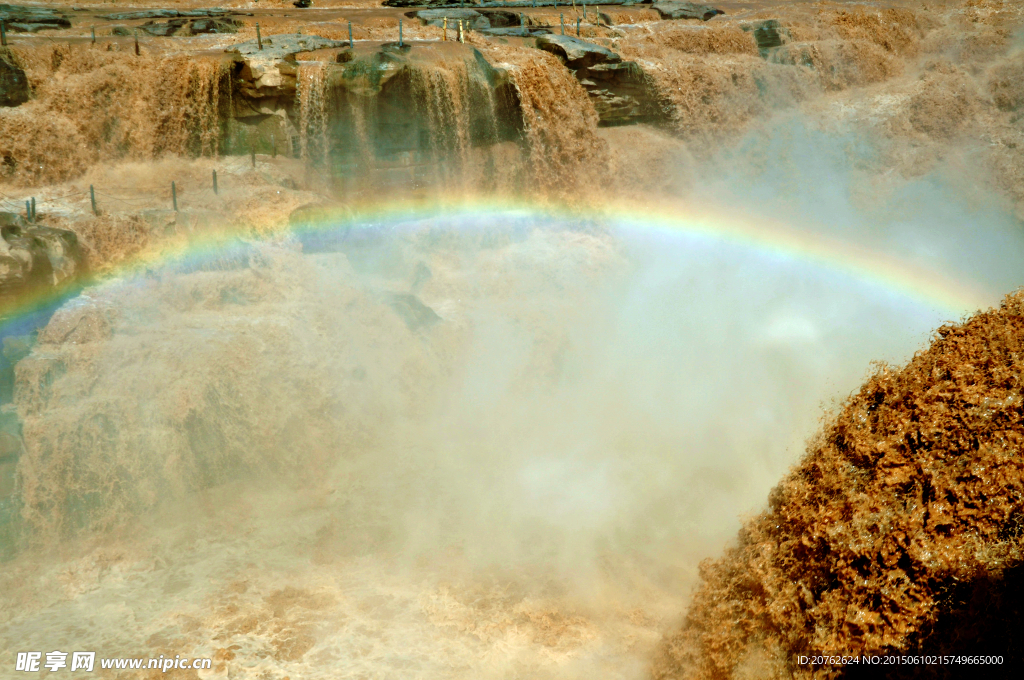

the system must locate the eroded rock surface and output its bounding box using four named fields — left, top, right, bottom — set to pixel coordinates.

left=1, top=214, right=84, bottom=309
left=412, top=9, right=491, bottom=31
left=99, top=9, right=236, bottom=21
left=141, top=17, right=242, bottom=37
left=0, top=4, right=70, bottom=32
left=536, top=34, right=622, bottom=70
left=650, top=2, right=724, bottom=22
